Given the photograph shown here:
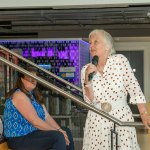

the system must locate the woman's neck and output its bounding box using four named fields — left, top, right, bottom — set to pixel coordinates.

left=97, top=54, right=108, bottom=72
